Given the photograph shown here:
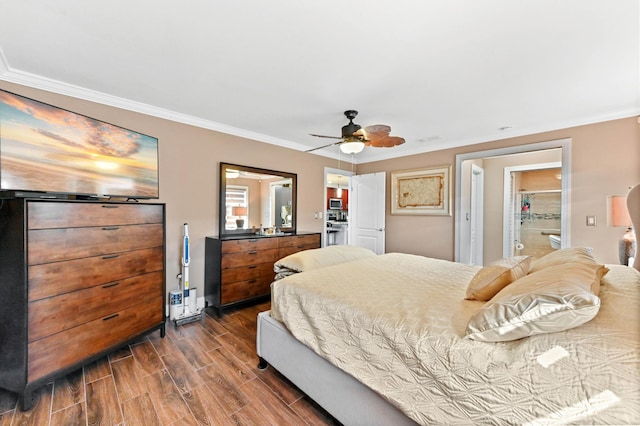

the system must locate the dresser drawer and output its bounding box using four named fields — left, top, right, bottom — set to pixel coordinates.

left=28, top=297, right=163, bottom=382
left=221, top=263, right=274, bottom=284
left=279, top=234, right=320, bottom=248
left=221, top=277, right=272, bottom=304
left=29, top=271, right=163, bottom=342
left=28, top=223, right=164, bottom=265
left=221, top=238, right=278, bottom=254
left=29, top=247, right=164, bottom=301
left=221, top=248, right=279, bottom=269
left=28, top=202, right=164, bottom=229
